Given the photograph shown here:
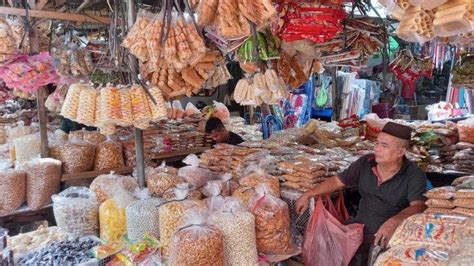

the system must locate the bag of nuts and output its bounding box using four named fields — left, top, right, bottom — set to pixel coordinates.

left=159, top=195, right=206, bottom=256
left=209, top=197, right=258, bottom=265
left=249, top=185, right=295, bottom=255
left=93, top=137, right=125, bottom=171
left=58, top=136, right=96, bottom=174
left=0, top=169, right=26, bottom=216
left=126, top=198, right=164, bottom=241
left=178, top=154, right=216, bottom=189
left=146, top=170, right=184, bottom=197
left=90, top=174, right=139, bottom=204
left=169, top=208, right=225, bottom=266
left=240, top=168, right=280, bottom=197
left=52, top=187, right=99, bottom=237
left=18, top=158, right=62, bottom=210
left=162, top=183, right=203, bottom=201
